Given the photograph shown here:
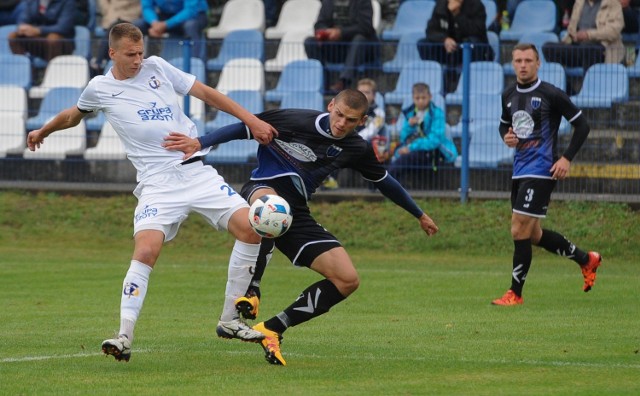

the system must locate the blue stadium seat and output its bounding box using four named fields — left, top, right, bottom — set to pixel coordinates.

left=448, top=94, right=501, bottom=138
left=206, top=29, right=264, bottom=72
left=503, top=31, right=558, bottom=76
left=0, top=24, right=16, bottom=55
left=539, top=62, right=566, bottom=91
left=73, top=25, right=92, bottom=60
left=455, top=121, right=514, bottom=168
left=0, top=53, right=32, bottom=90
left=481, top=0, right=497, bottom=29
left=265, top=59, right=323, bottom=102
left=385, top=60, right=443, bottom=105
left=570, top=63, right=629, bottom=108
left=445, top=61, right=504, bottom=105
left=26, top=87, right=83, bottom=130
left=487, top=31, right=500, bottom=63
left=499, top=0, right=557, bottom=42
left=381, top=0, right=435, bottom=41
left=382, top=31, right=425, bottom=73
left=169, top=57, right=206, bottom=82
left=205, top=90, right=264, bottom=133
left=280, top=91, right=325, bottom=111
